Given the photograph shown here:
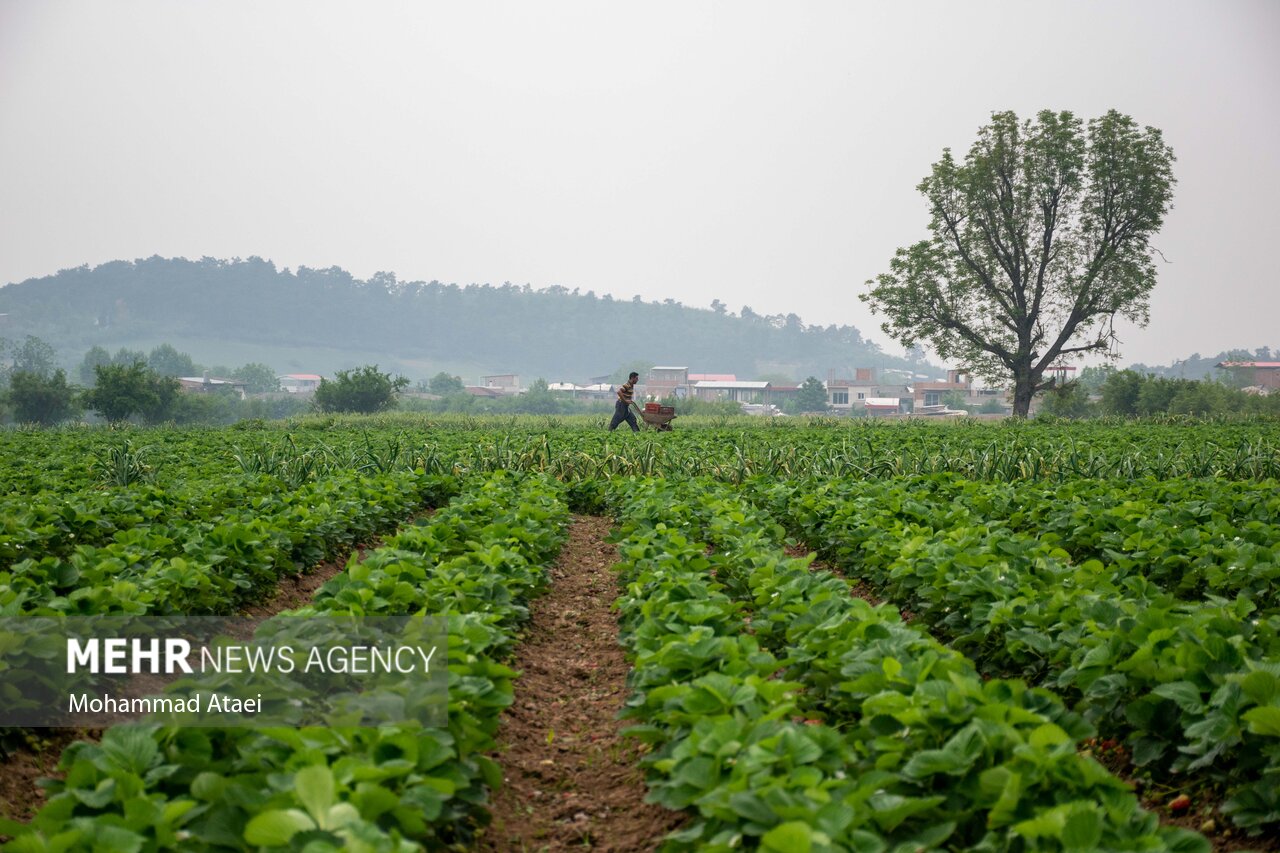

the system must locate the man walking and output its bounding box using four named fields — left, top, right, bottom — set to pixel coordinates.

left=609, top=371, right=640, bottom=432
